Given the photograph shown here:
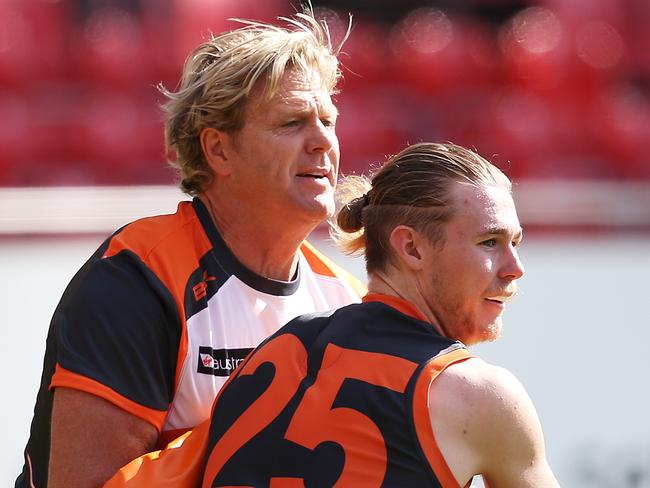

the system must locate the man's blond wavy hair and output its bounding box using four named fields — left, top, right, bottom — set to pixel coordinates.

left=160, top=7, right=349, bottom=195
